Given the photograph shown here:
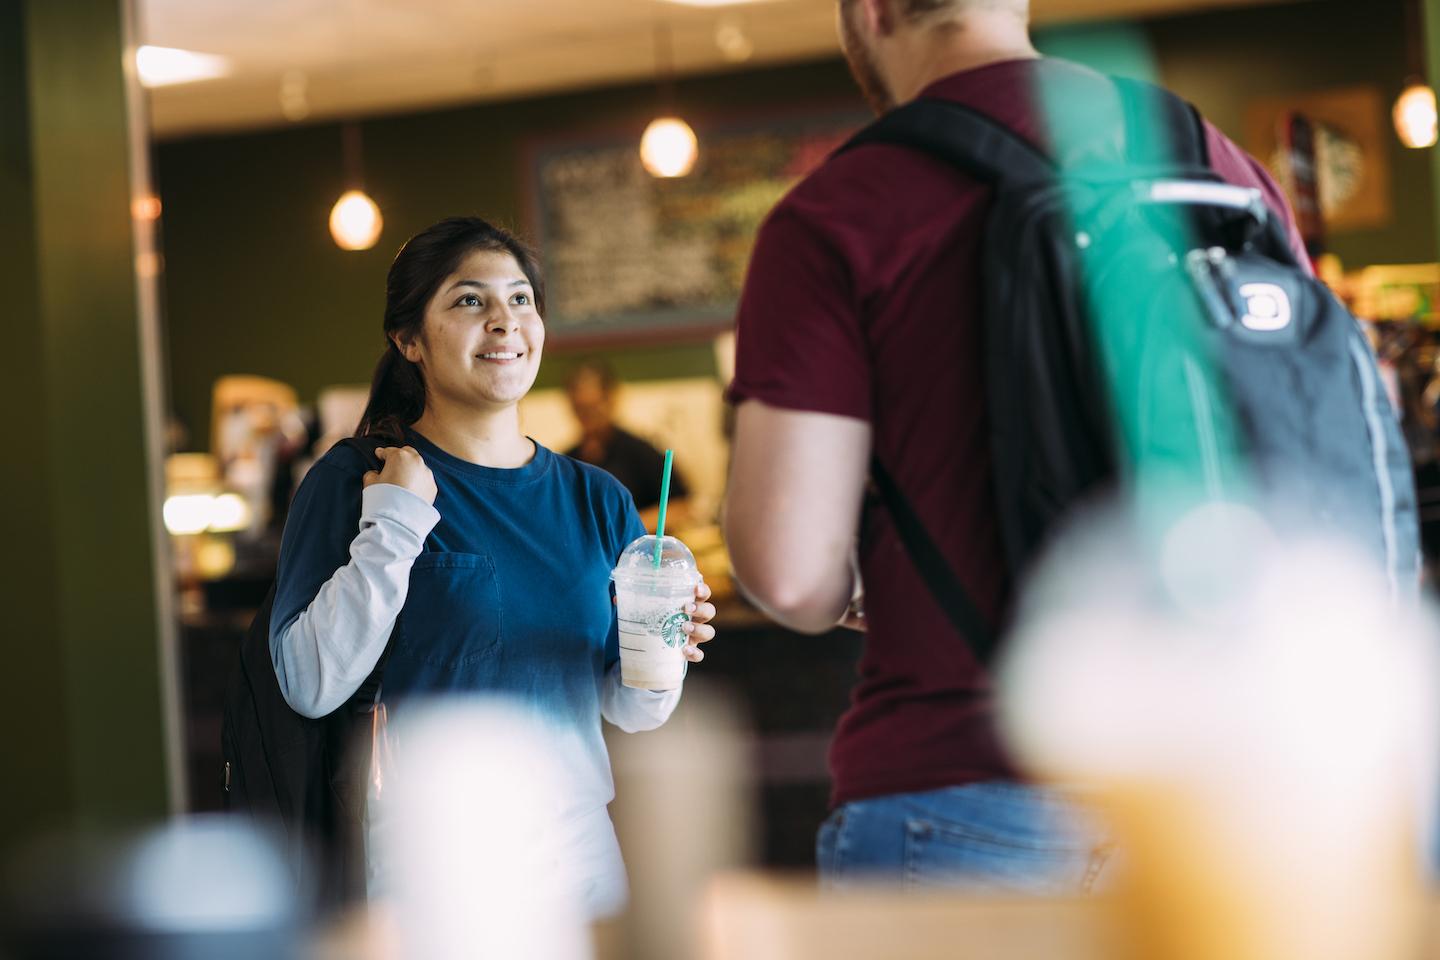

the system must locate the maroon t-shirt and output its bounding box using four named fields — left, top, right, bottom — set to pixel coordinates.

left=729, top=57, right=1307, bottom=807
